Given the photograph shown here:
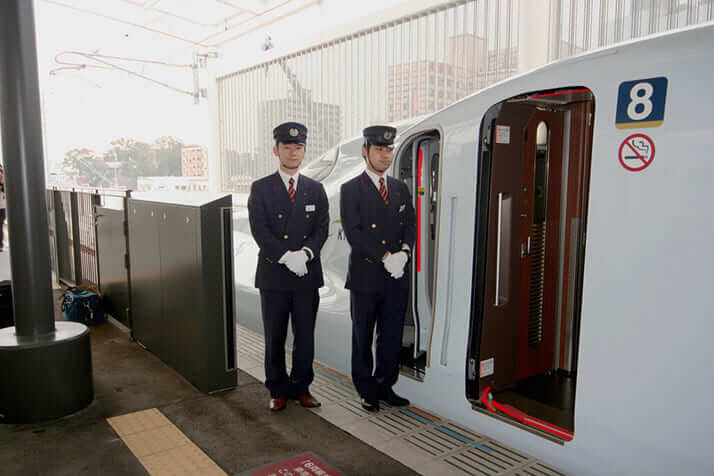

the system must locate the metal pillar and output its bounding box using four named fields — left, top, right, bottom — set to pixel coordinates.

left=0, top=0, right=93, bottom=423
